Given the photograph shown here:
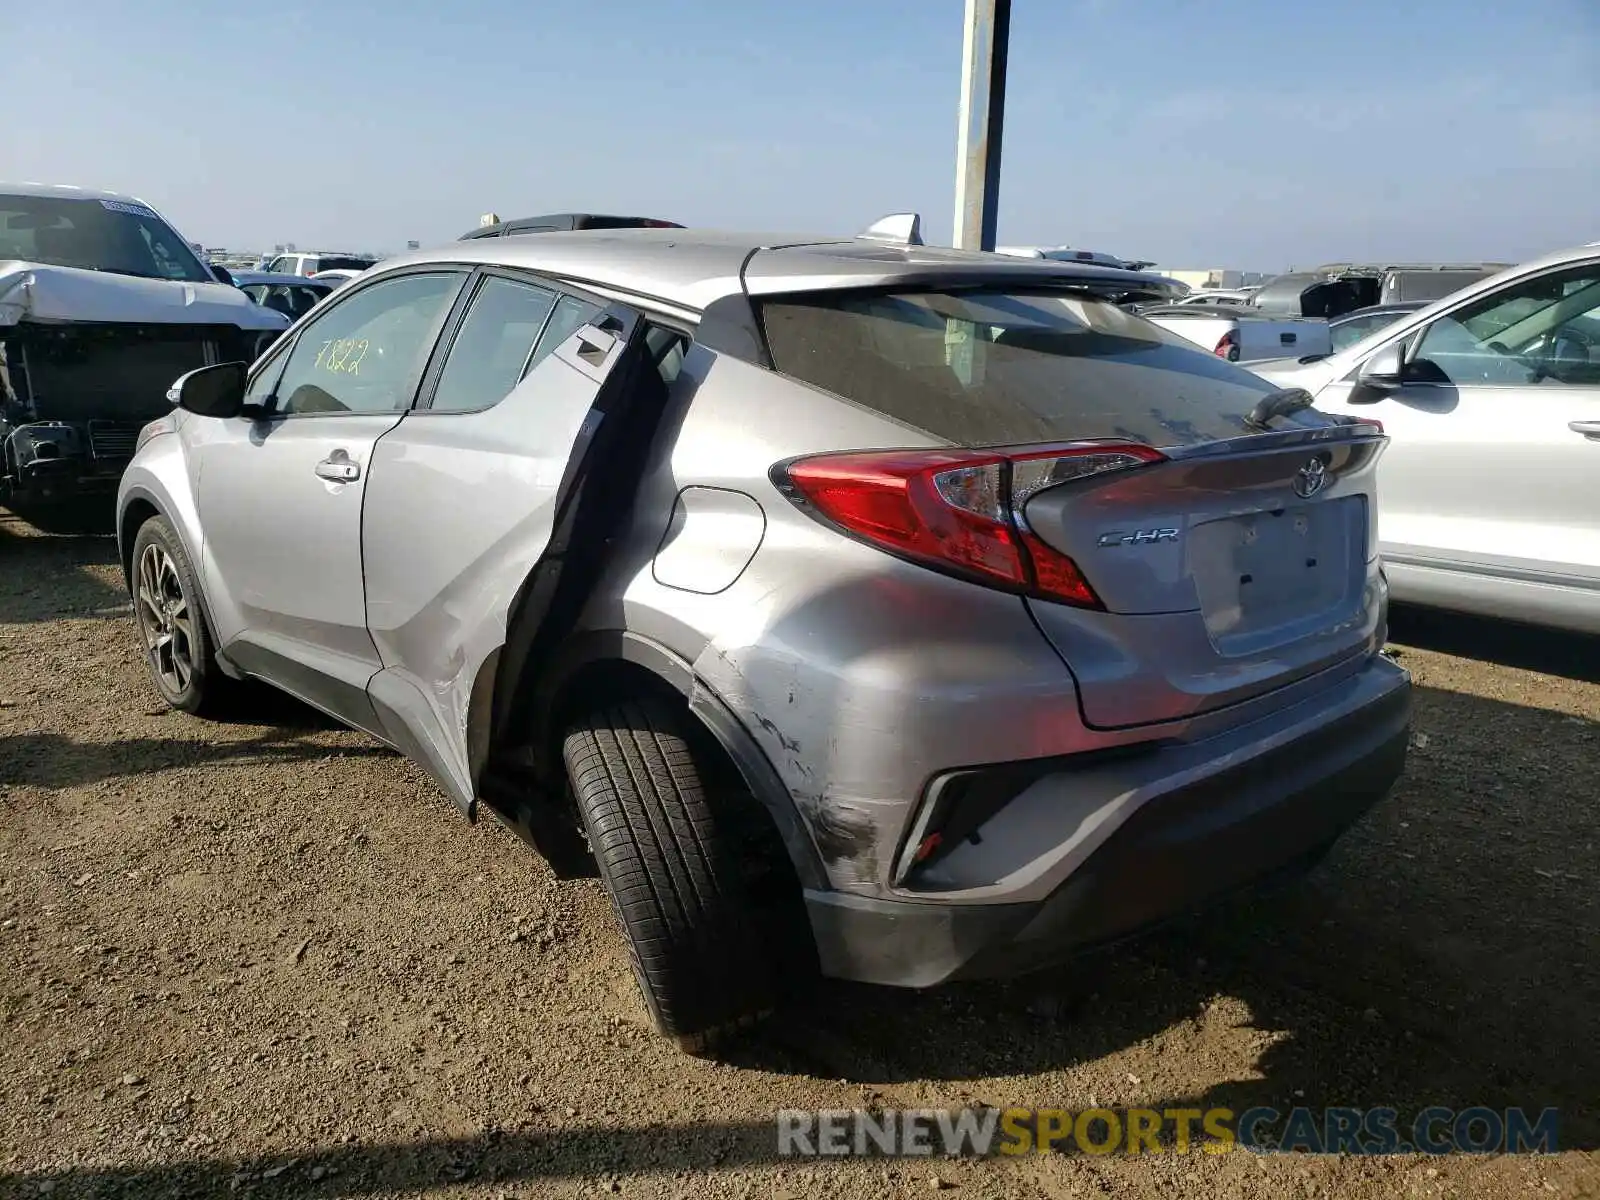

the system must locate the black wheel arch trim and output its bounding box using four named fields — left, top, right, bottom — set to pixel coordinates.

left=118, top=485, right=234, bottom=678
left=515, top=628, right=830, bottom=892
